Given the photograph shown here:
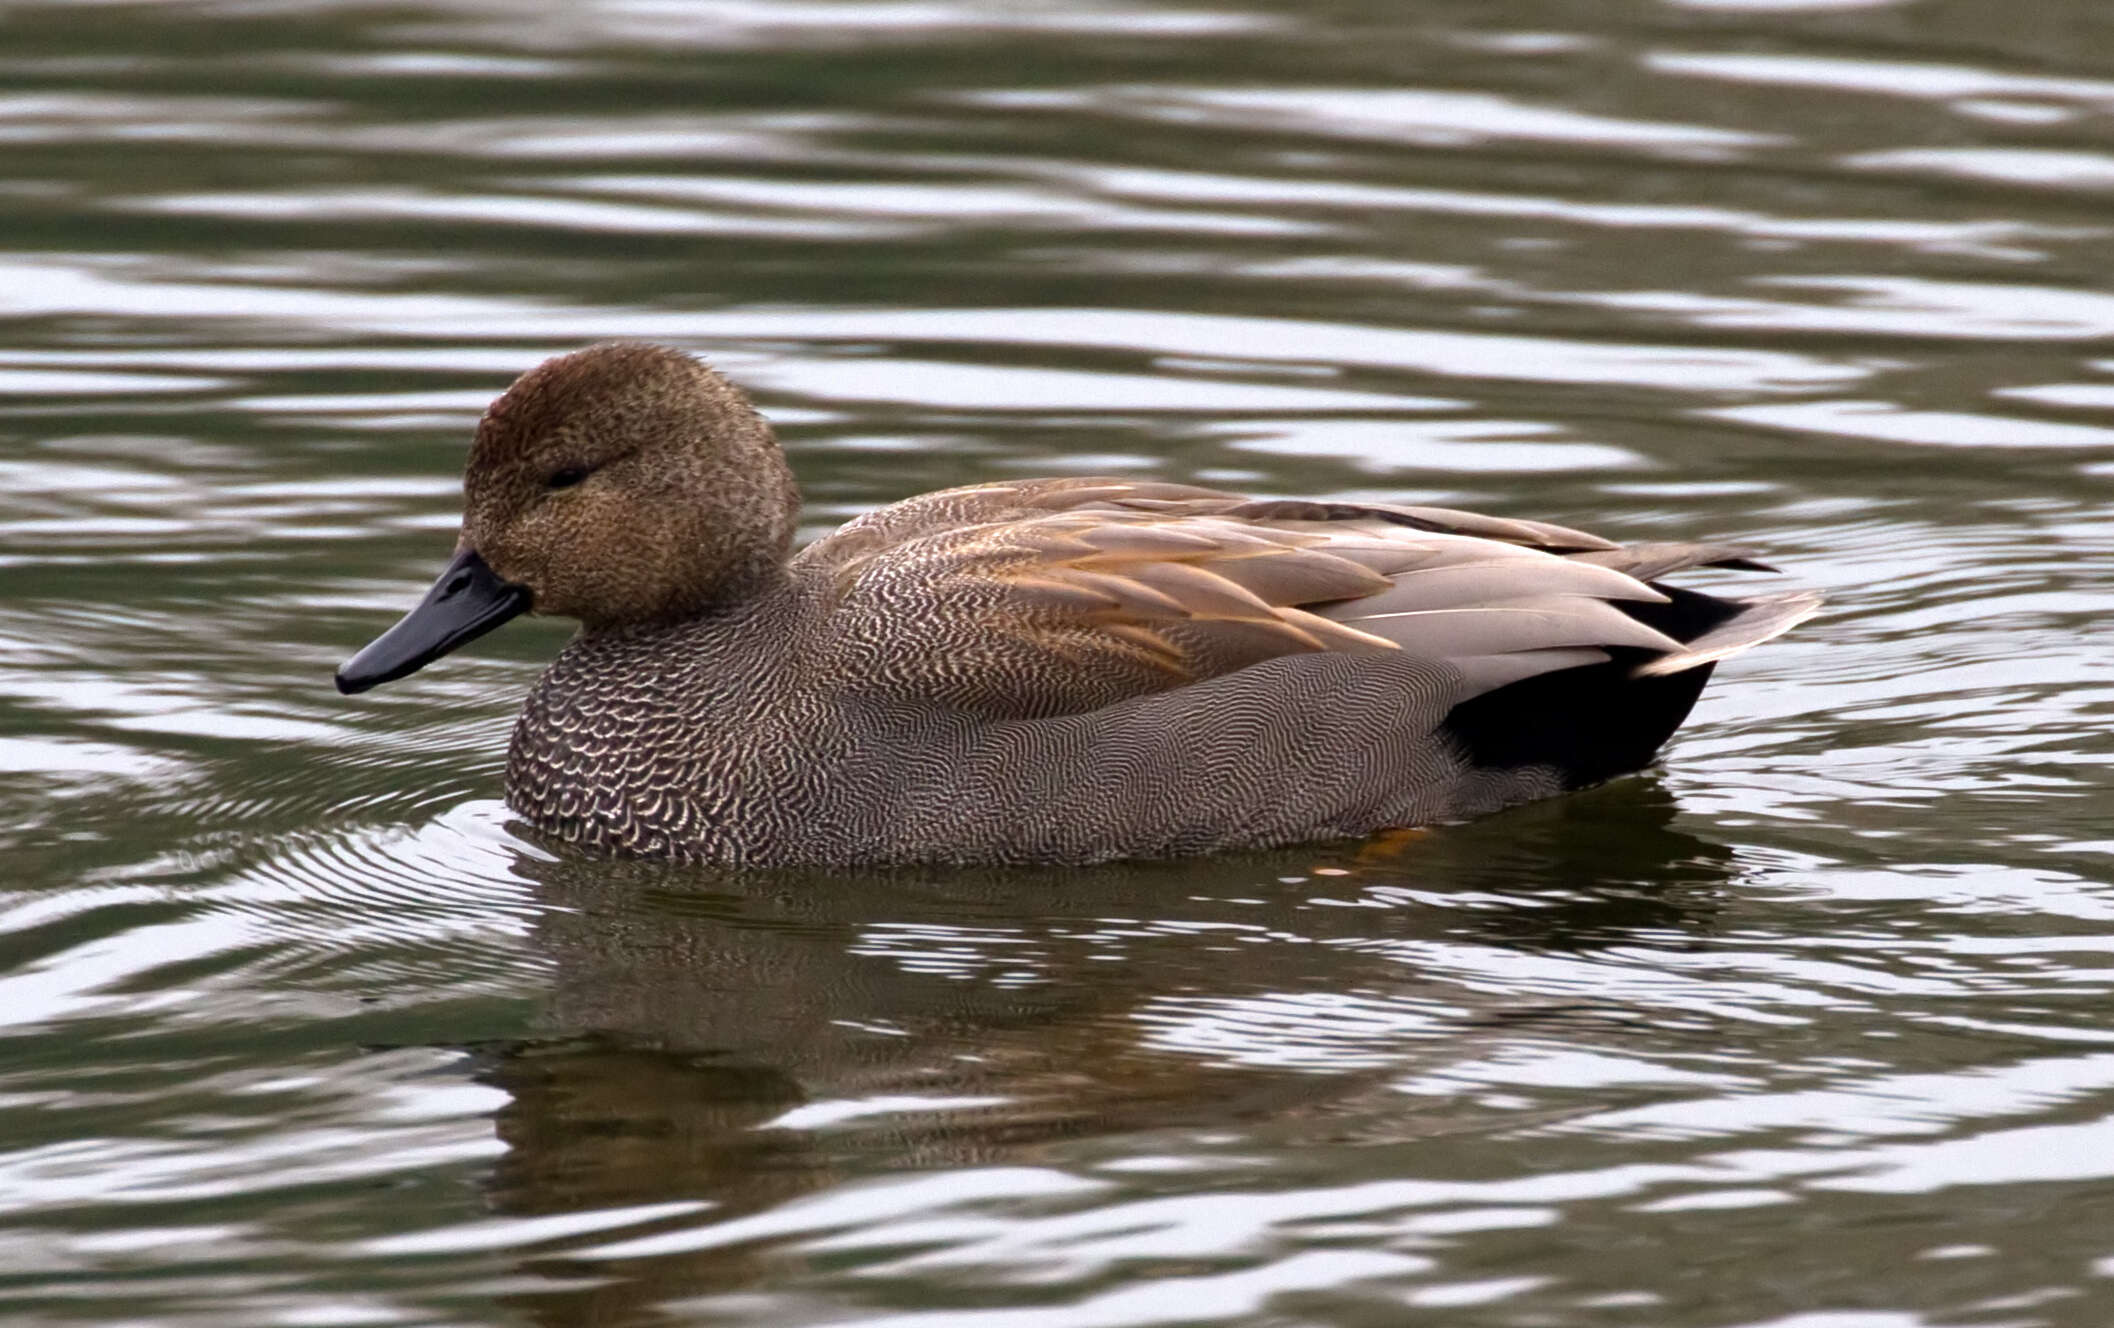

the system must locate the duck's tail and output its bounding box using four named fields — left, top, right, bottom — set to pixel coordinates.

left=1623, top=586, right=1825, bottom=678
left=1441, top=581, right=1822, bottom=794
